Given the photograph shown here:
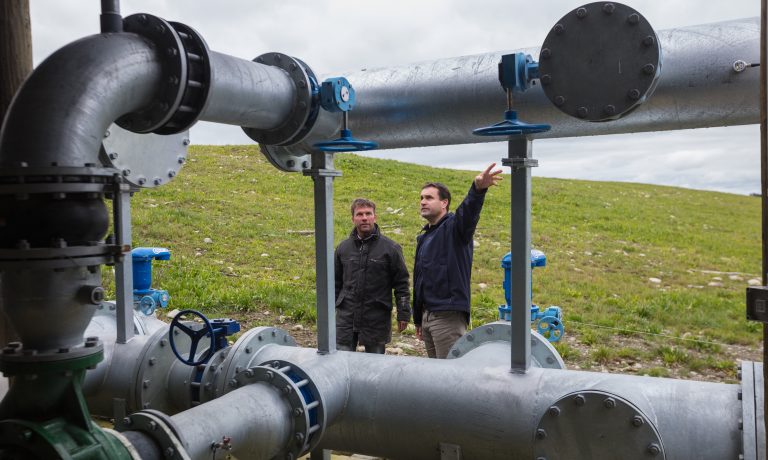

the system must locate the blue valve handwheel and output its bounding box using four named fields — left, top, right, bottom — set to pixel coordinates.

left=168, top=309, right=215, bottom=366
left=536, top=317, right=564, bottom=342
left=313, top=129, right=379, bottom=152
left=473, top=110, right=551, bottom=137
